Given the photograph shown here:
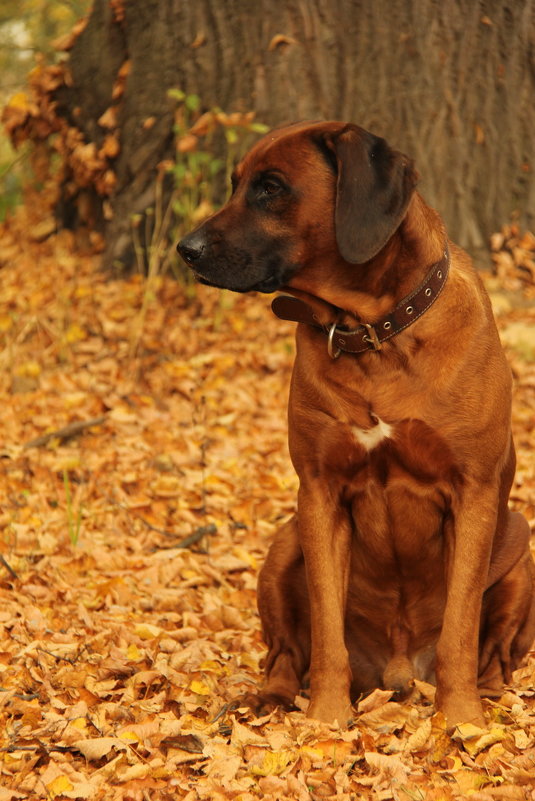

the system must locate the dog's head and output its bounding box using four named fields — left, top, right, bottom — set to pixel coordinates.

left=177, top=121, right=418, bottom=293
